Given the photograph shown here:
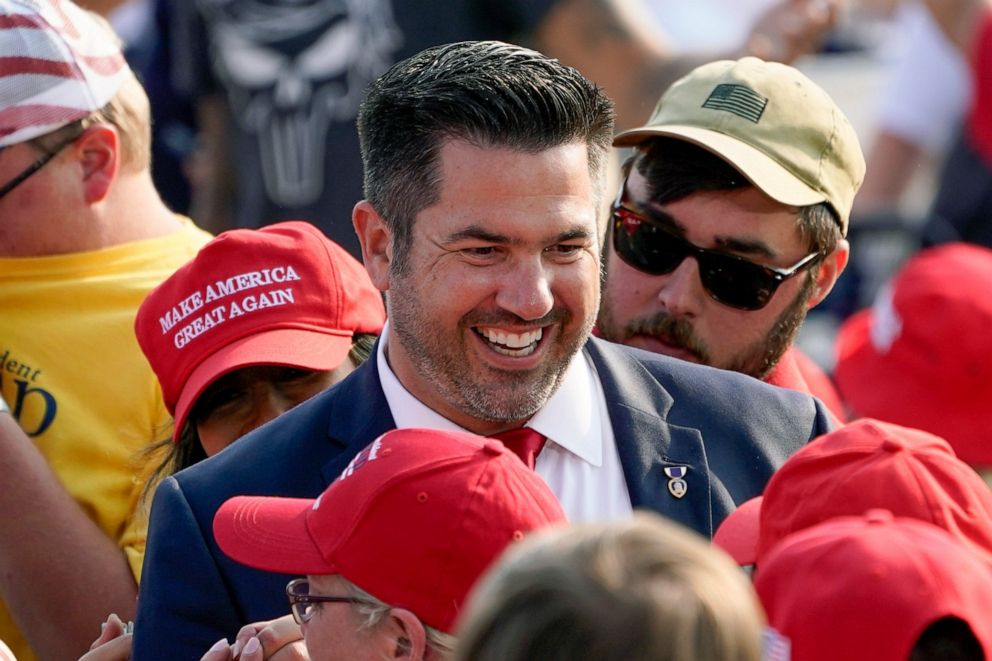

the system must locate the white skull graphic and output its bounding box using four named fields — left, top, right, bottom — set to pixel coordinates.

left=200, top=0, right=401, bottom=206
